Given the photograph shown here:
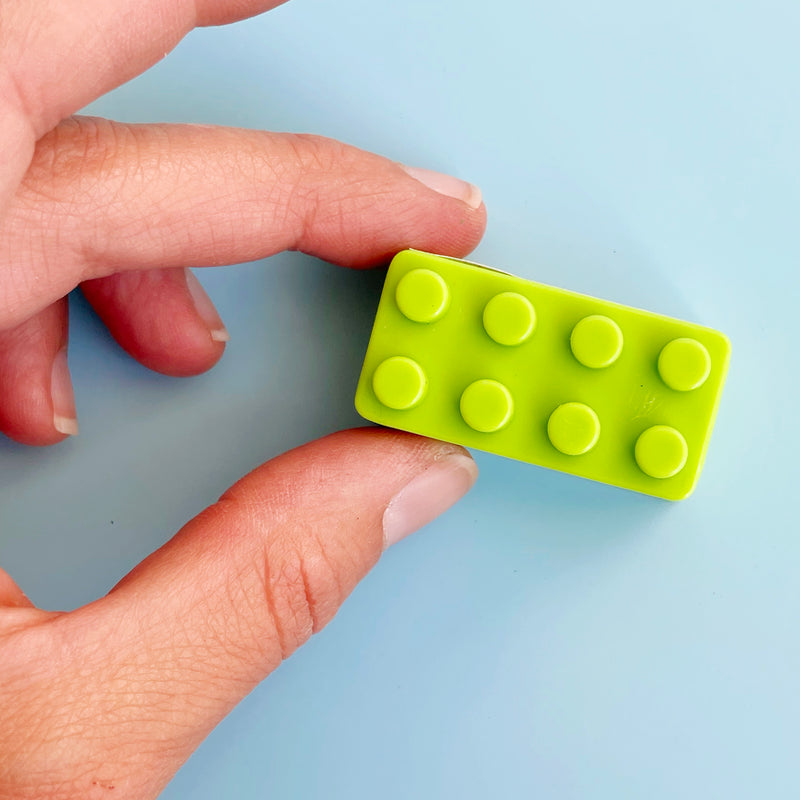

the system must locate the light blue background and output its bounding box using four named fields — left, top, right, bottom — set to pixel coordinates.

left=1, top=0, right=798, bottom=797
